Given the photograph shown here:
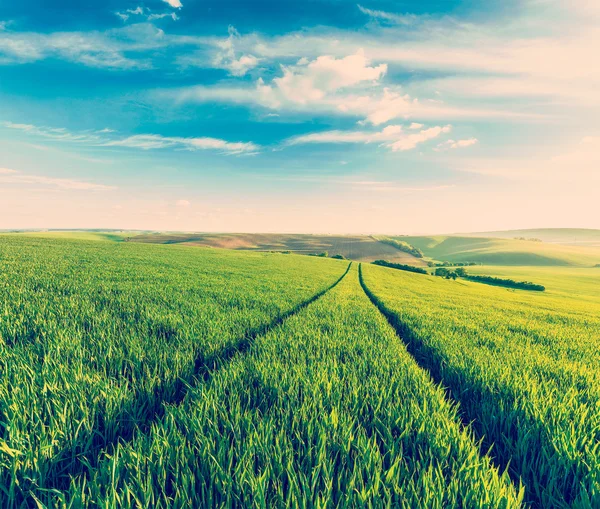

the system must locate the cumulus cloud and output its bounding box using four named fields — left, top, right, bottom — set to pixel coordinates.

left=0, top=168, right=115, bottom=191
left=271, top=50, right=387, bottom=104
left=162, top=0, right=182, bottom=8
left=288, top=123, right=451, bottom=152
